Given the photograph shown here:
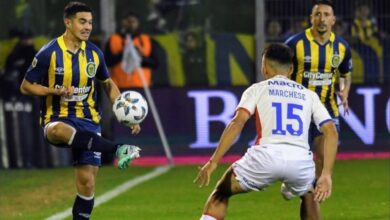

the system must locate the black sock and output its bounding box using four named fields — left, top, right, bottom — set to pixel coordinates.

left=70, top=131, right=118, bottom=153
left=72, top=194, right=94, bottom=220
